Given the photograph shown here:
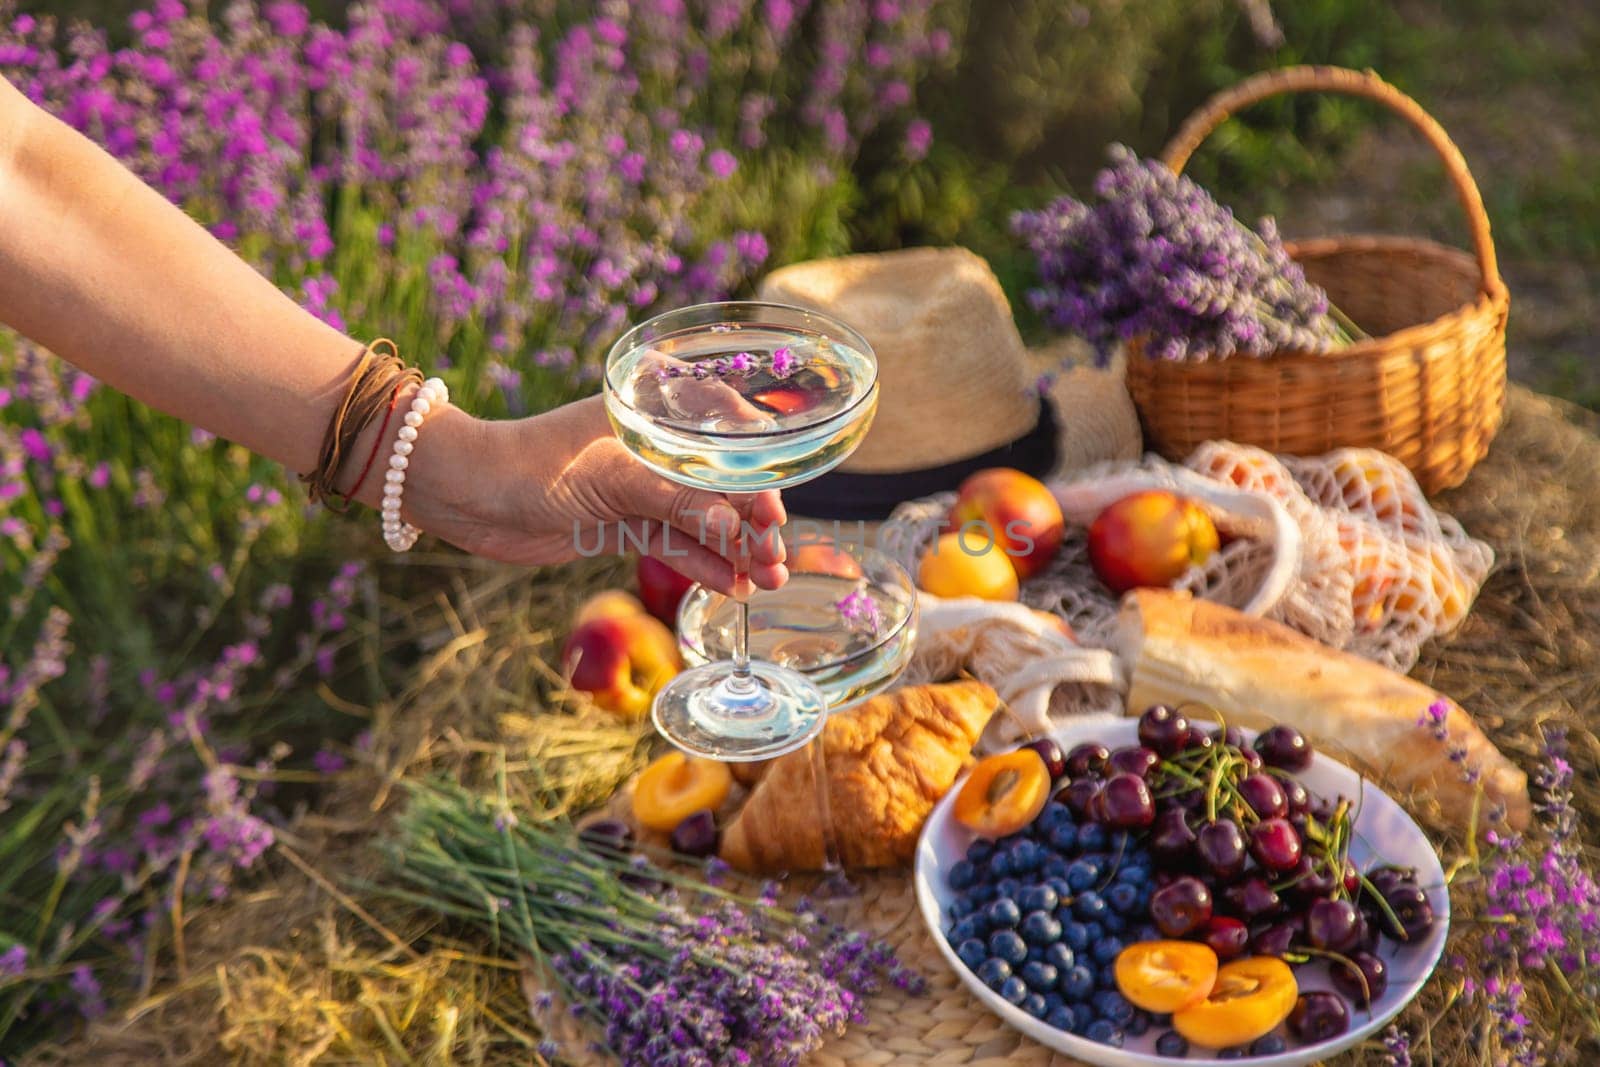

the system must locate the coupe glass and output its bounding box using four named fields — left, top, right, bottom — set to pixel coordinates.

left=604, top=302, right=879, bottom=761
